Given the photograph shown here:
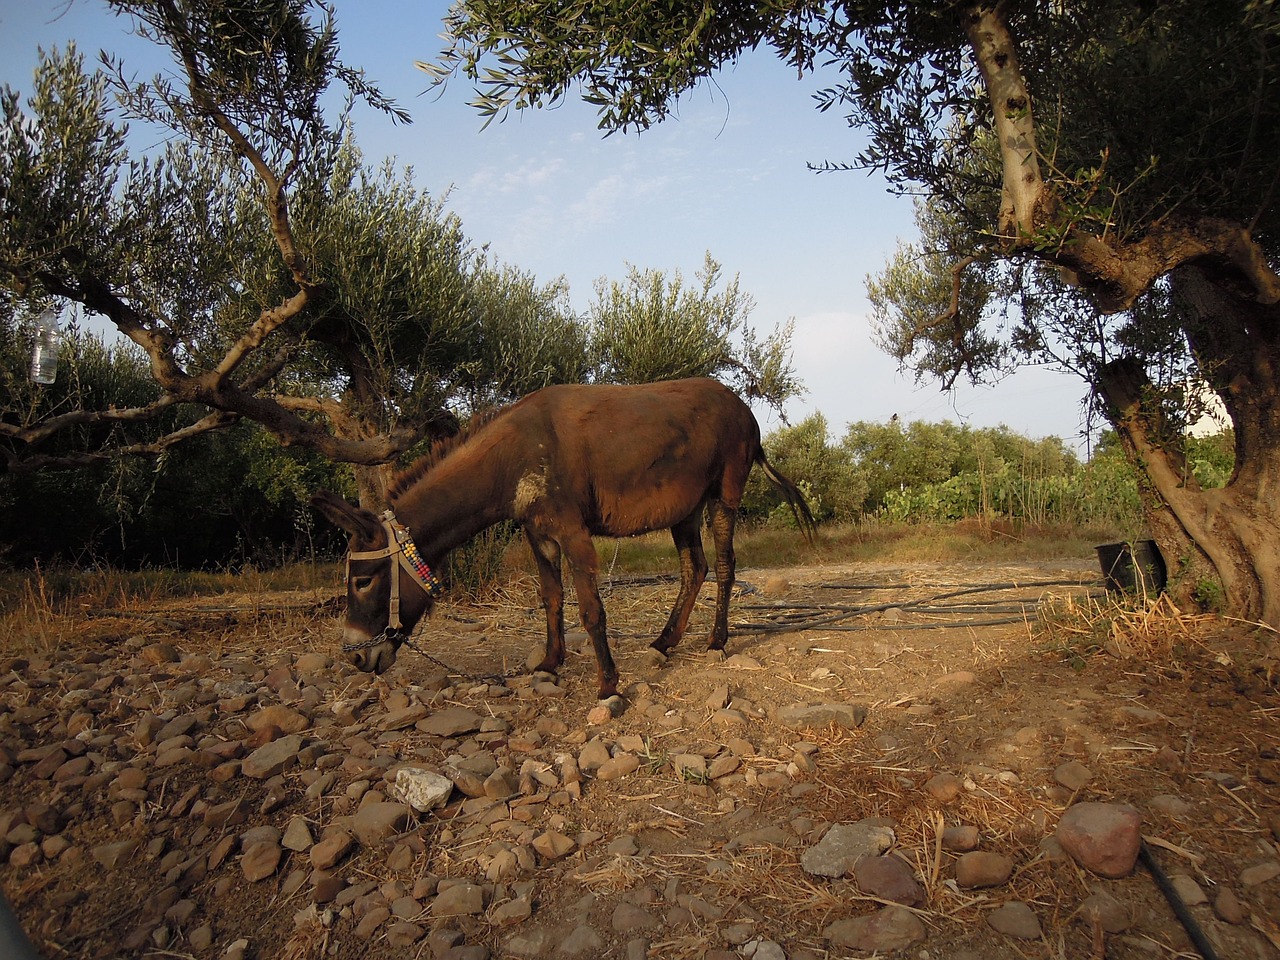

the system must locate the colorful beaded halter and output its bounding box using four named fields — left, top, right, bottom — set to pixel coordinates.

left=345, top=509, right=443, bottom=643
